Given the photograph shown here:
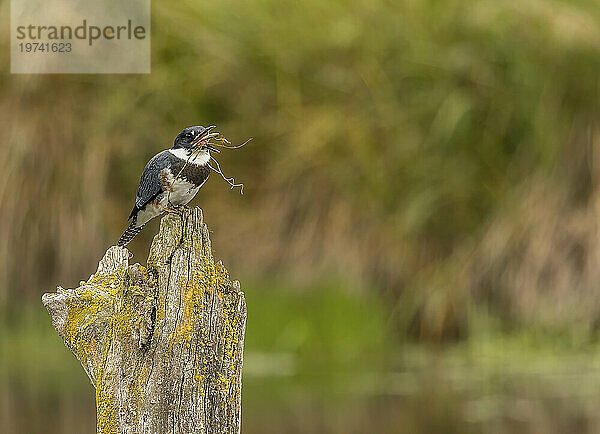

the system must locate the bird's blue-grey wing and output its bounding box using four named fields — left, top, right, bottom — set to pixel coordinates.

left=129, top=150, right=175, bottom=219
